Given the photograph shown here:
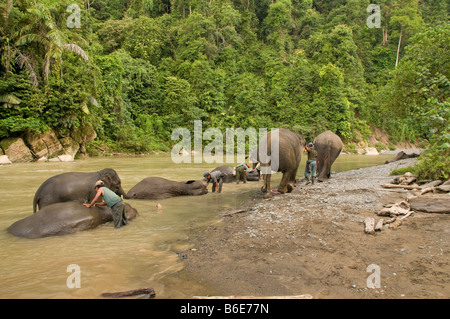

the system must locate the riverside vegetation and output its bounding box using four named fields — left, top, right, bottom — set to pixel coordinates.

left=0, top=0, right=448, bottom=179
